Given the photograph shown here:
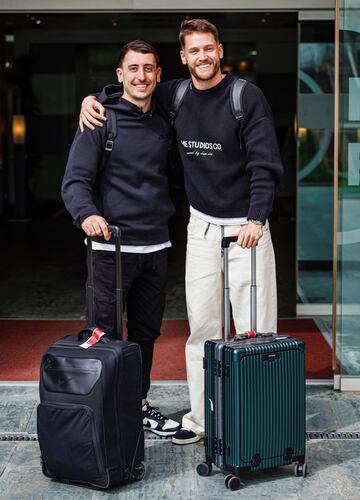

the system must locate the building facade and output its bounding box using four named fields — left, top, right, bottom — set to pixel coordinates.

left=0, top=1, right=359, bottom=388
